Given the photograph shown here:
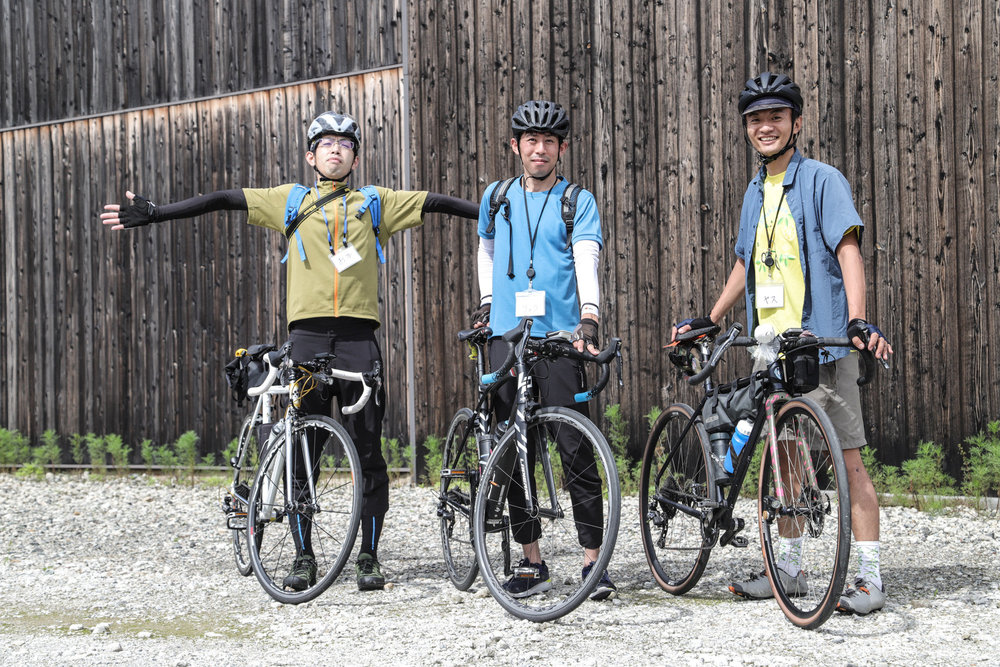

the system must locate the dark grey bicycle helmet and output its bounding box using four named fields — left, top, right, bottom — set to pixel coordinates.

left=307, top=112, right=362, bottom=151
left=738, top=72, right=803, bottom=117
left=511, top=100, right=570, bottom=140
